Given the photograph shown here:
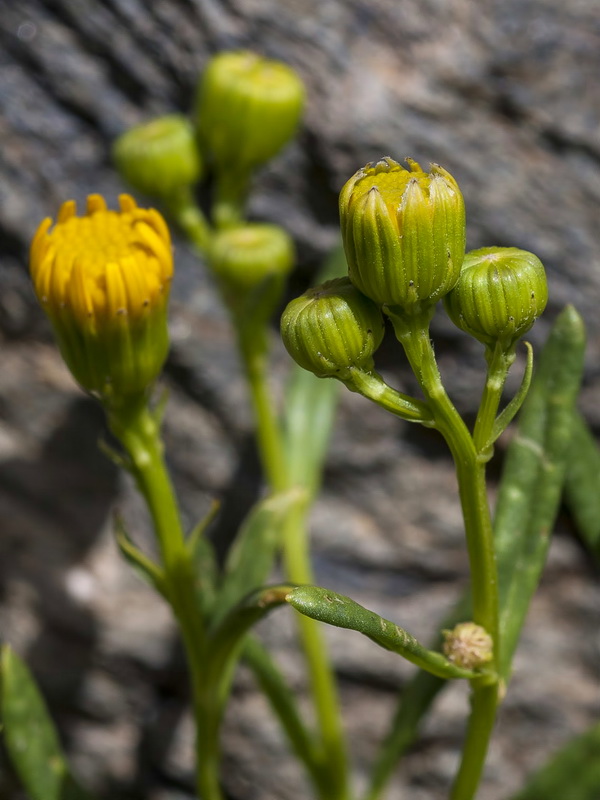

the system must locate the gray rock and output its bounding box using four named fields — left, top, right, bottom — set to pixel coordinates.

left=0, top=1, right=599, bottom=799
